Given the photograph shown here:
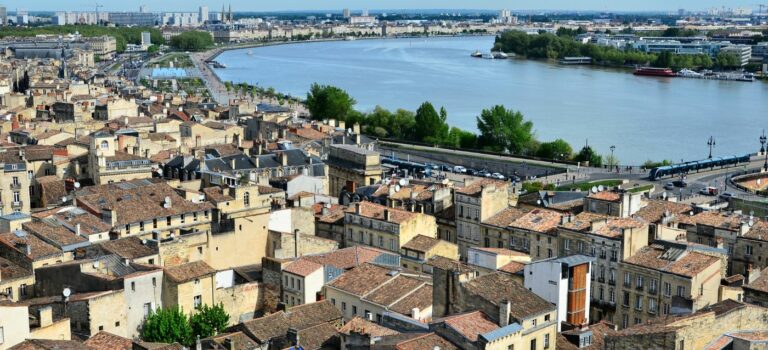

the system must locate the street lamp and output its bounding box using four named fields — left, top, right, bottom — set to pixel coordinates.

left=610, top=145, right=616, bottom=171
left=707, top=136, right=716, bottom=159
left=761, top=130, right=768, bottom=172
